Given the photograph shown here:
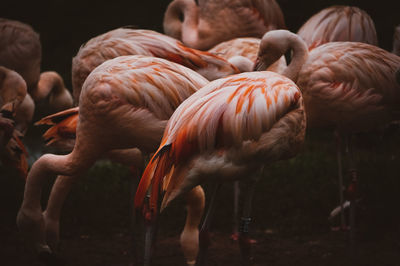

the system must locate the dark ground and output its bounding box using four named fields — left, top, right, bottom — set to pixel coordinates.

left=1, top=1, right=400, bottom=265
